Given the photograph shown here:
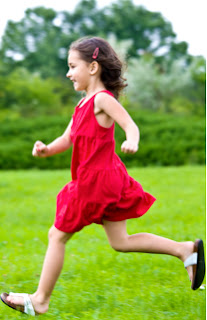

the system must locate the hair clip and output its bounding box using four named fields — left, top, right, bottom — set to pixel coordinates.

left=92, top=47, right=99, bottom=59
